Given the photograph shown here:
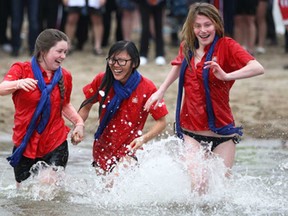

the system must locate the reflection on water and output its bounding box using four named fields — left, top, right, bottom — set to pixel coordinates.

left=1, top=132, right=288, bottom=216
